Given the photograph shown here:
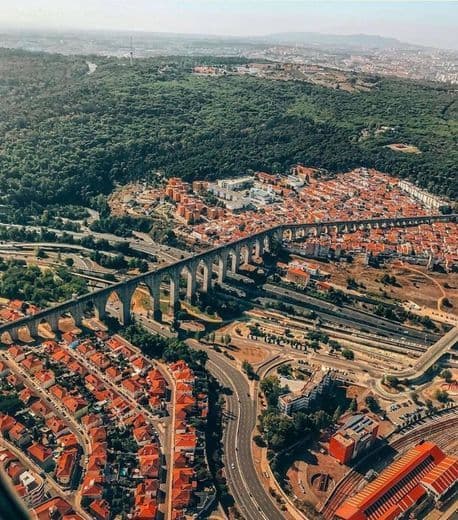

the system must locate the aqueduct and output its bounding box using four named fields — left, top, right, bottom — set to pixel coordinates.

left=0, top=214, right=455, bottom=342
